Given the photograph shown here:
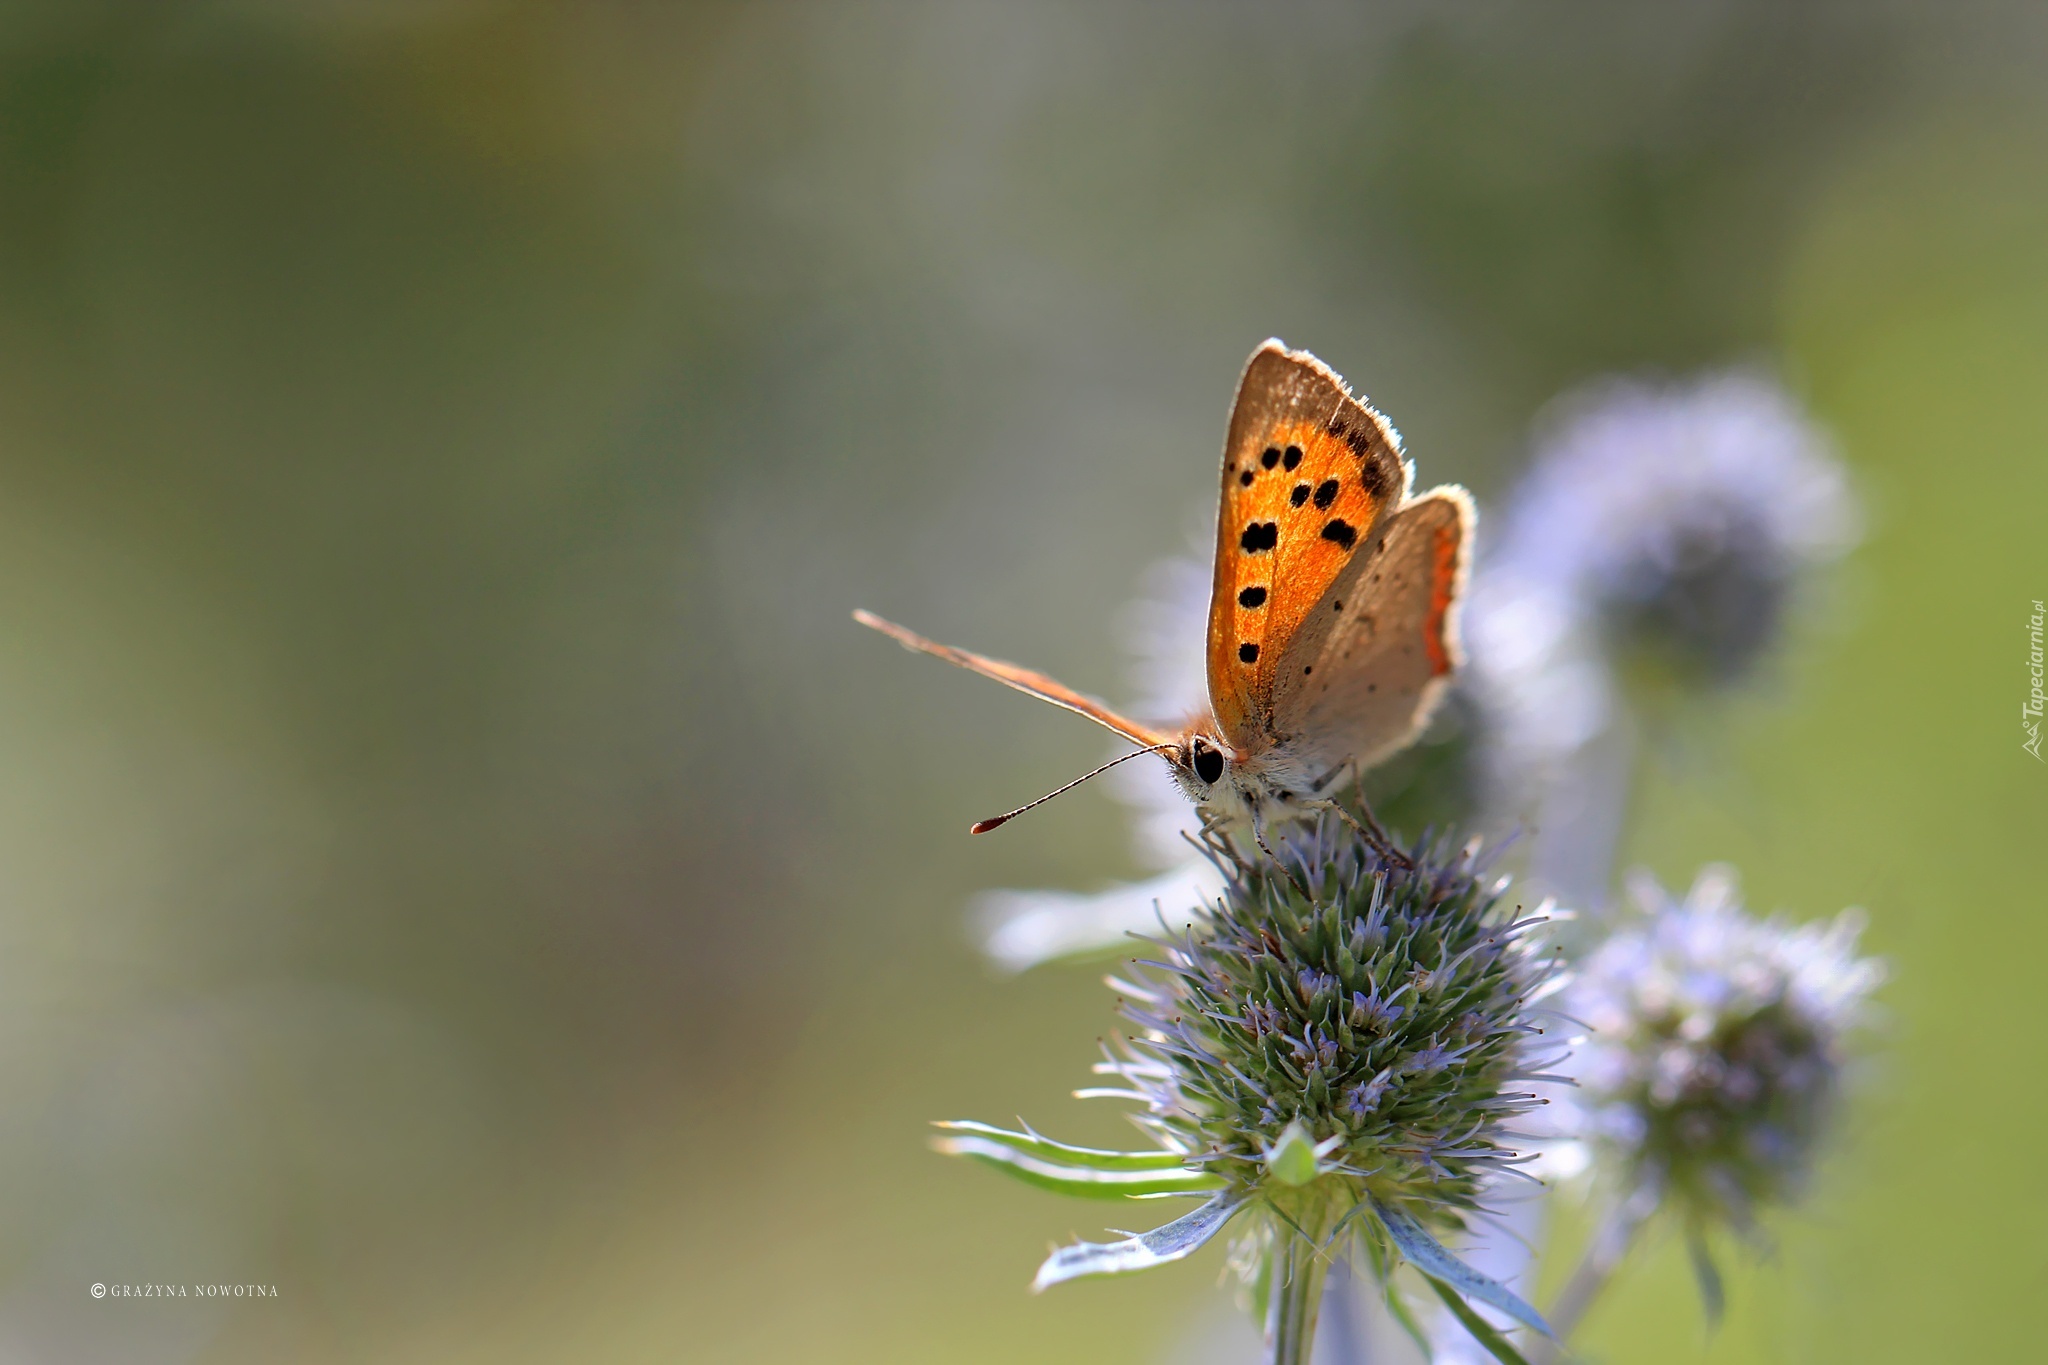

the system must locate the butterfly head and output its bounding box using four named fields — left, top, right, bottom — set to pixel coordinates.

left=1170, top=727, right=1328, bottom=835
left=1186, top=734, right=1227, bottom=787
left=1170, top=729, right=1256, bottom=812
left=1165, top=730, right=1240, bottom=808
